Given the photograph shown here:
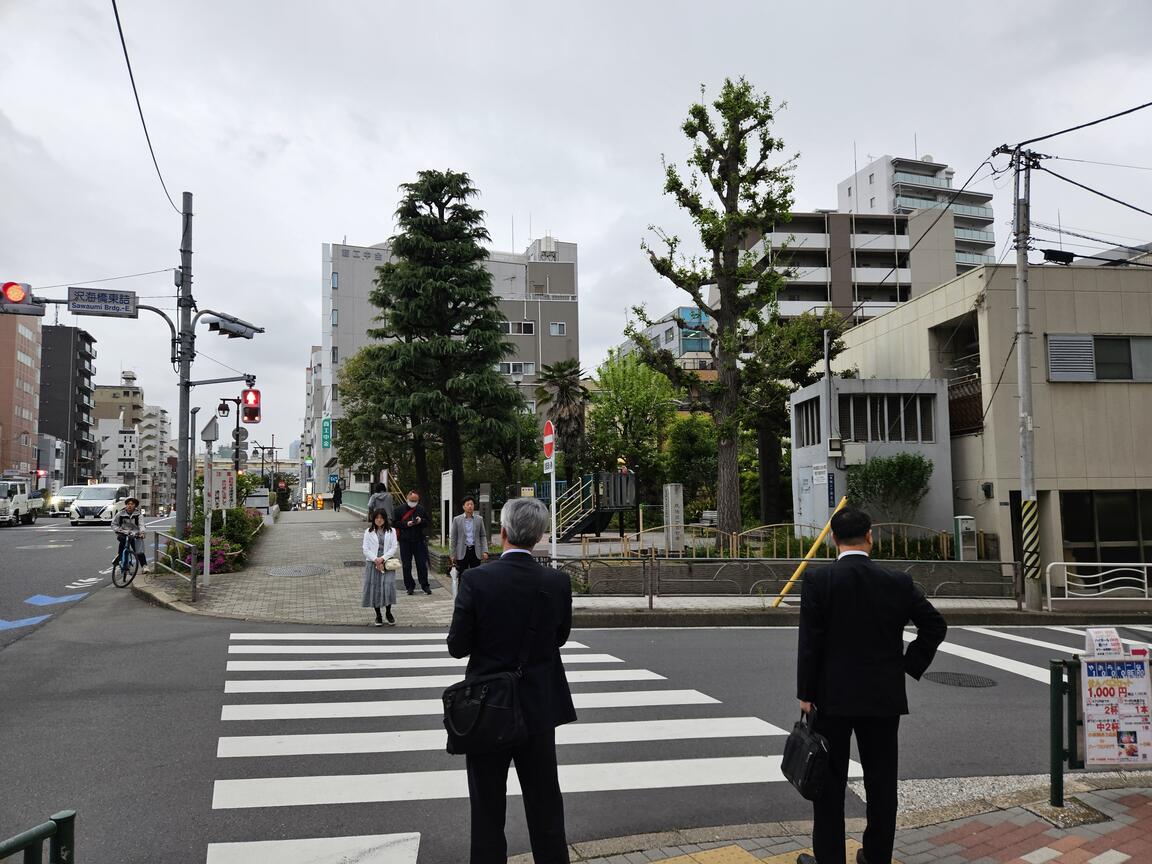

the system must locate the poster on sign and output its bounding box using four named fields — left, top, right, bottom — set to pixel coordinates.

left=210, top=469, right=237, bottom=510
left=1082, top=656, right=1152, bottom=765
